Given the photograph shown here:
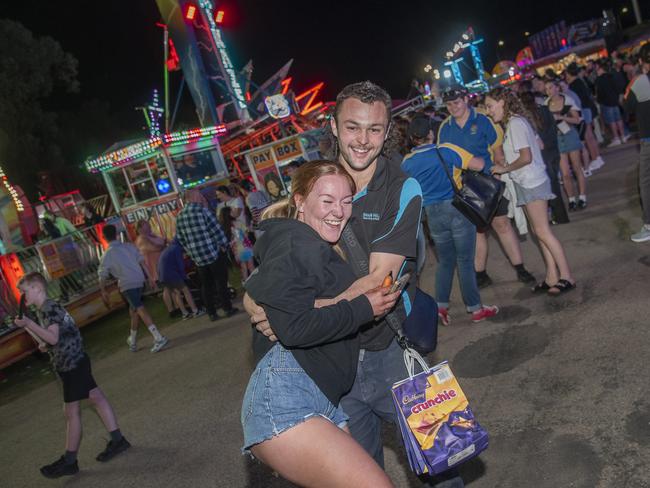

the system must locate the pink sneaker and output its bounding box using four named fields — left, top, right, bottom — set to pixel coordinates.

left=471, top=305, right=499, bottom=323
left=438, top=307, right=451, bottom=326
